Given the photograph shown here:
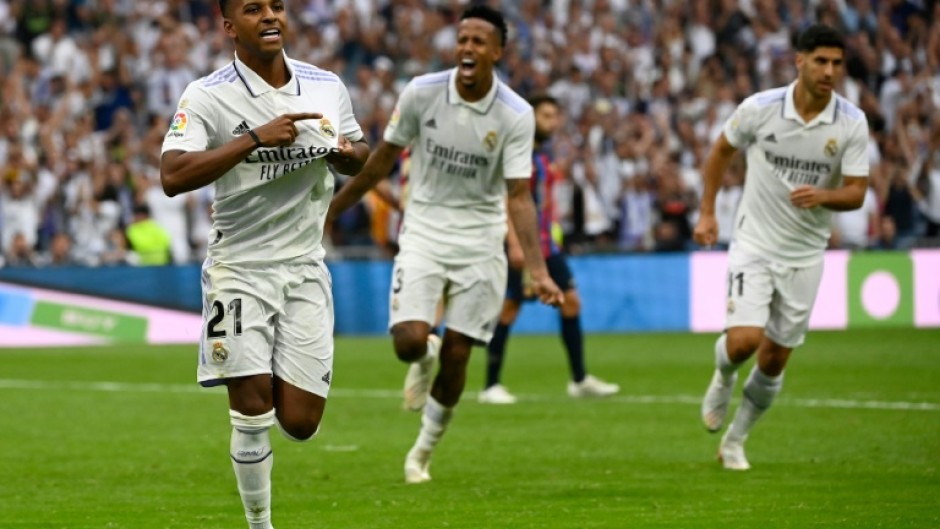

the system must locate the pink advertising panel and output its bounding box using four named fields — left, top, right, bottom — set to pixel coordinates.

left=0, top=282, right=201, bottom=346
left=691, top=251, right=850, bottom=333
left=810, top=251, right=850, bottom=329
left=912, top=250, right=940, bottom=327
